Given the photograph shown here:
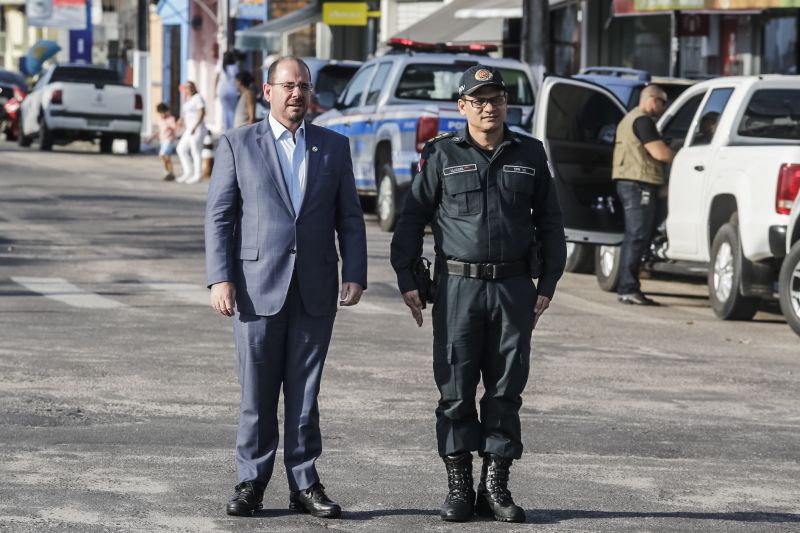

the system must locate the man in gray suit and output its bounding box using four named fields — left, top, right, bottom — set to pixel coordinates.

left=205, top=56, right=367, bottom=519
